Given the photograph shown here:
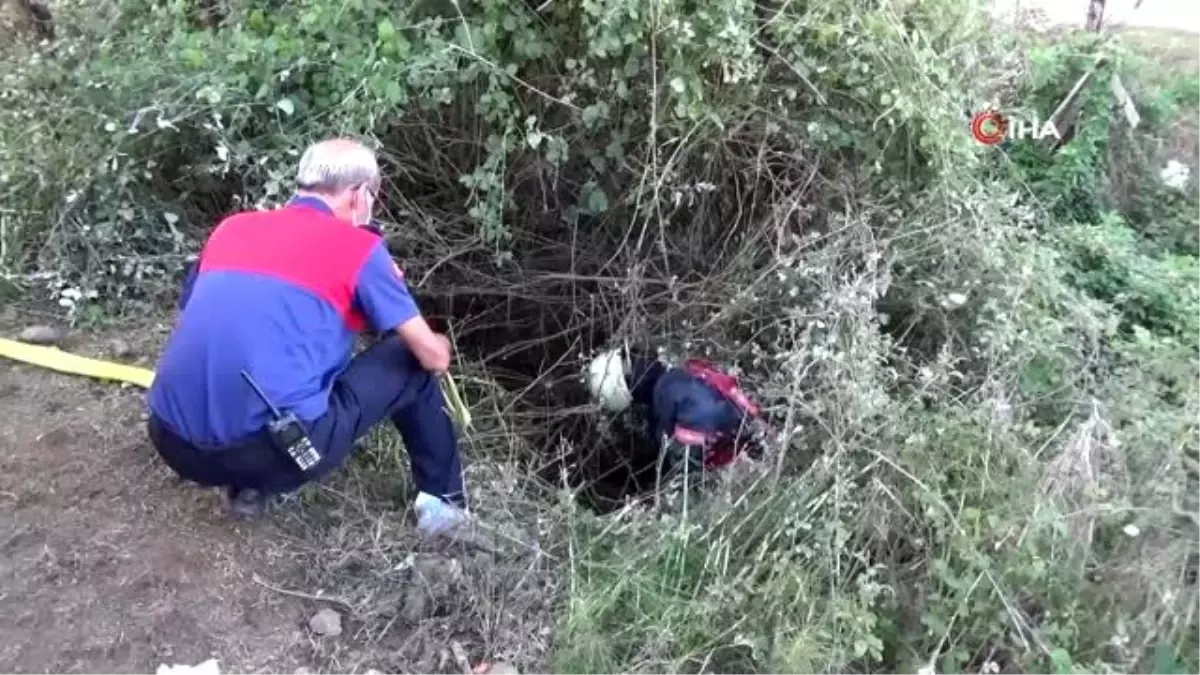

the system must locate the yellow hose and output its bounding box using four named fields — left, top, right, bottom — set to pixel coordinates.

left=0, top=337, right=155, bottom=388
left=0, top=337, right=472, bottom=429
